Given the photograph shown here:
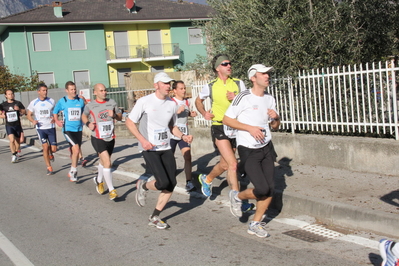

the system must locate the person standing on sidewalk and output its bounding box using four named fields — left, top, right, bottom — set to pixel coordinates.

left=82, top=83, right=122, bottom=201
left=26, top=83, right=57, bottom=175
left=53, top=81, right=85, bottom=182
left=170, top=80, right=197, bottom=192
left=223, top=64, right=280, bottom=237
left=126, top=72, right=193, bottom=229
left=194, top=54, right=247, bottom=217
left=0, top=88, right=26, bottom=163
